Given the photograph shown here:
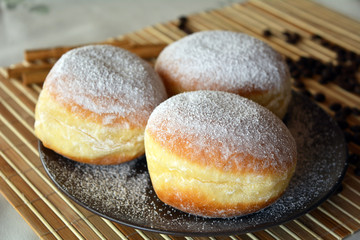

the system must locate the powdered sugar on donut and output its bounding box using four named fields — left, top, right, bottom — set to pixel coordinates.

left=155, top=30, right=289, bottom=94
left=146, top=91, right=296, bottom=173
left=44, top=45, right=167, bottom=124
